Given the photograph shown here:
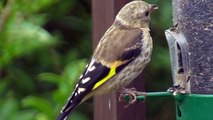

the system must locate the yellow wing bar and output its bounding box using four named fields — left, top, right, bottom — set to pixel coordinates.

left=92, top=67, right=116, bottom=90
